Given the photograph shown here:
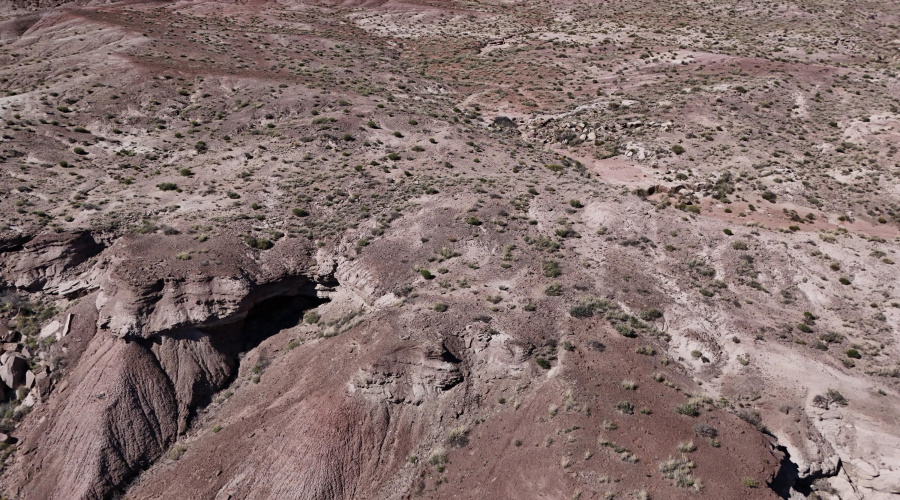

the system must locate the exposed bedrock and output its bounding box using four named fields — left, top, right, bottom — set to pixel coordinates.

left=4, top=234, right=336, bottom=499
